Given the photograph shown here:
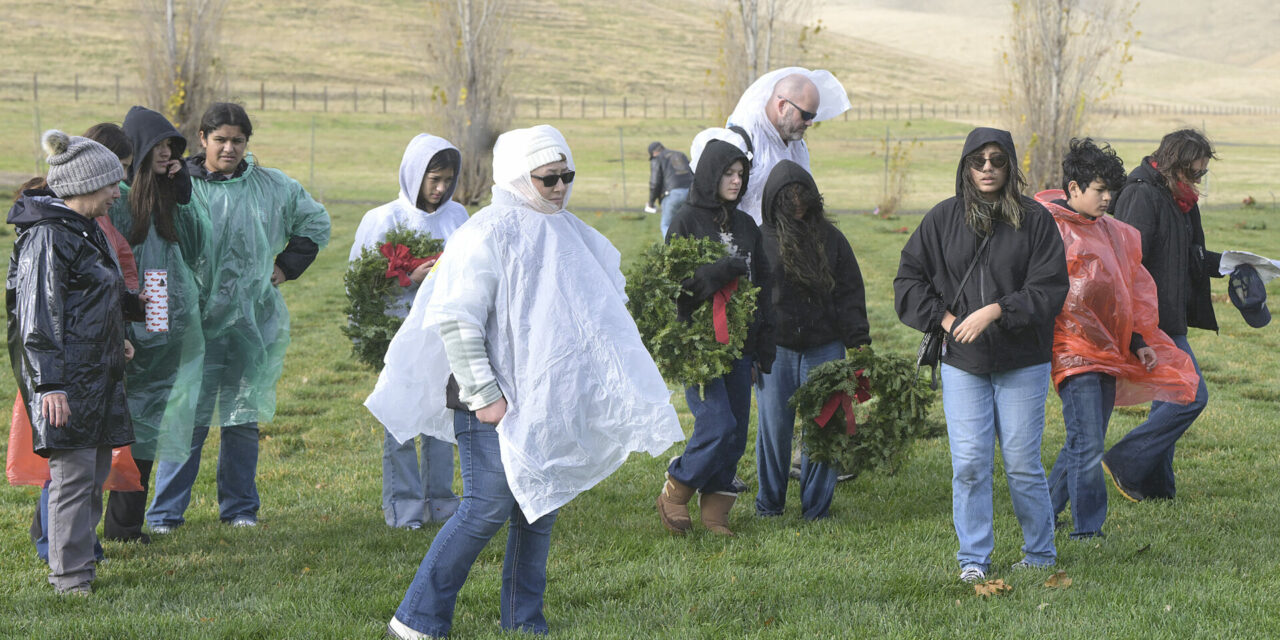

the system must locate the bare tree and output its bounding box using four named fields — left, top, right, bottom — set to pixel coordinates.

left=1003, top=0, right=1137, bottom=191
left=136, top=0, right=227, bottom=145
left=425, top=0, right=513, bottom=206
left=719, top=0, right=817, bottom=113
